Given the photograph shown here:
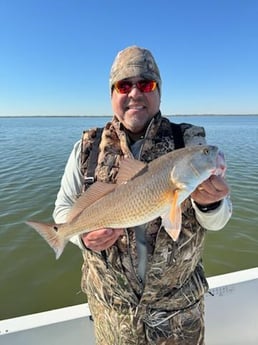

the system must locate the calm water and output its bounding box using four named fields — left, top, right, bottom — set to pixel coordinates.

left=1, top=115, right=258, bottom=320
